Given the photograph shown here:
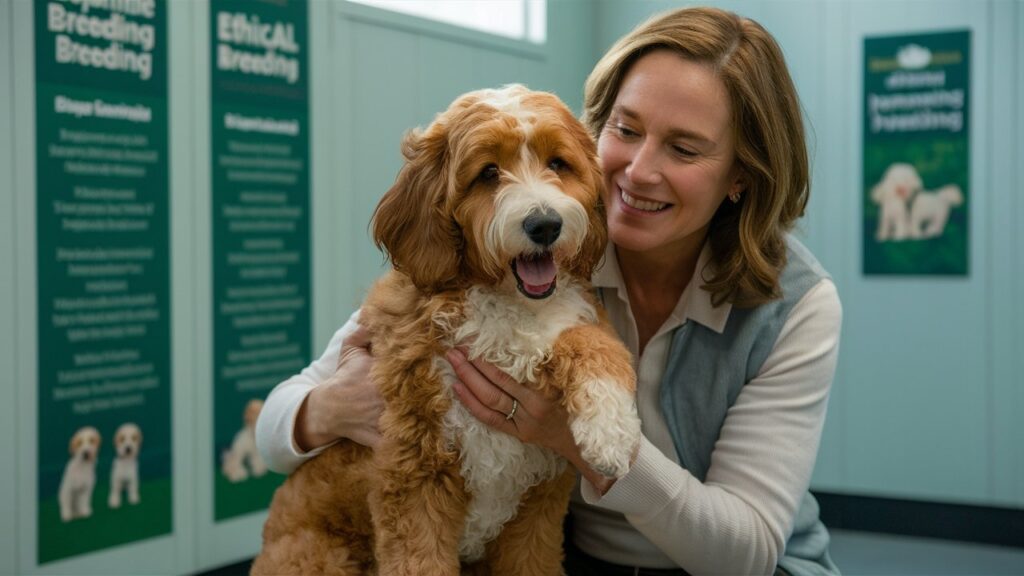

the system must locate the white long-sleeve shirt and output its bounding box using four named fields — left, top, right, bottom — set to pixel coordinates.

left=255, top=245, right=841, bottom=575
left=571, top=243, right=842, bottom=575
